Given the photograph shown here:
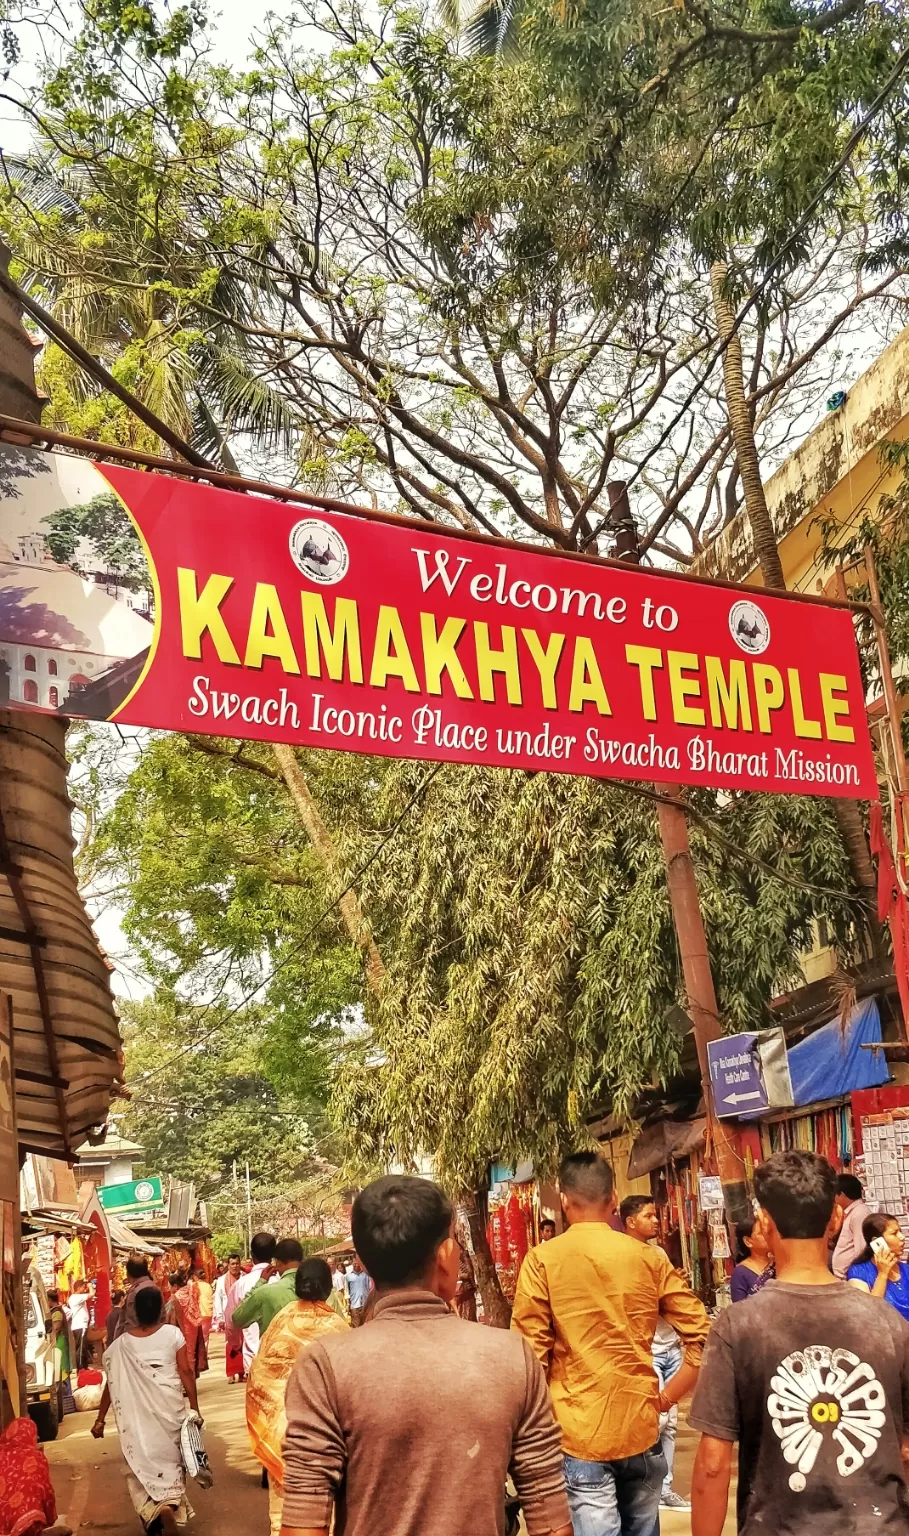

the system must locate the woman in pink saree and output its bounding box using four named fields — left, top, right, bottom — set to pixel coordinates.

left=169, top=1272, right=208, bottom=1378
